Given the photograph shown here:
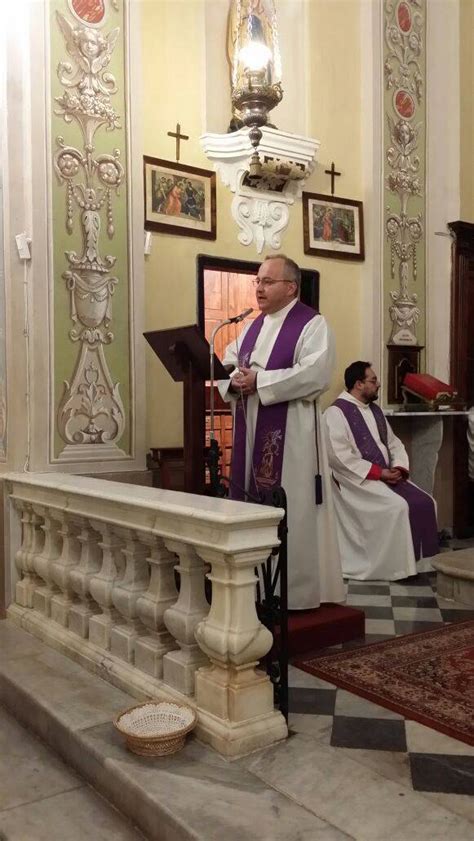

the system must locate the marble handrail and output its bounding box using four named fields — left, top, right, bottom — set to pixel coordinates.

left=3, top=472, right=287, bottom=757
